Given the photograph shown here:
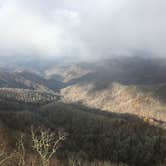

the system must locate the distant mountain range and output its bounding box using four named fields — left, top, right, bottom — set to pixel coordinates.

left=1, top=55, right=166, bottom=121
left=44, top=56, right=166, bottom=121
left=1, top=55, right=166, bottom=165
